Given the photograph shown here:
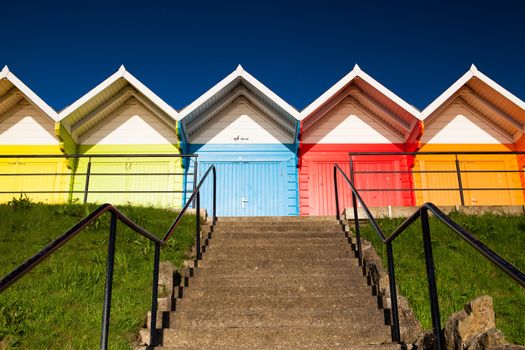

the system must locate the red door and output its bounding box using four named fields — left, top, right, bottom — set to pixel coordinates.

left=307, top=159, right=412, bottom=215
